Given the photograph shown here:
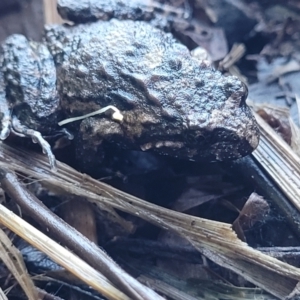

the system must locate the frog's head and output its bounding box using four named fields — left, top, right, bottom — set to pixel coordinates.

left=136, top=67, right=260, bottom=162
left=180, top=78, right=260, bottom=162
